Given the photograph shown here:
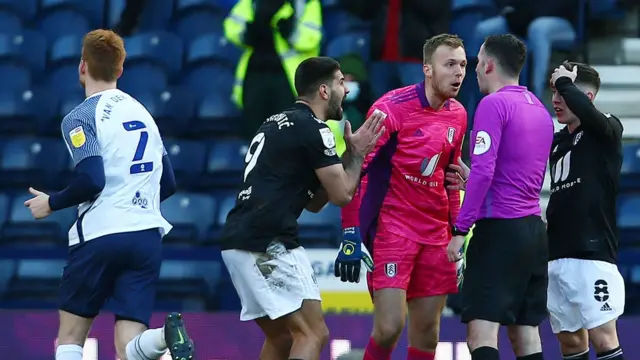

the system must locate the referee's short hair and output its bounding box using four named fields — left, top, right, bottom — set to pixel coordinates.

left=483, top=34, right=527, bottom=78
left=563, top=61, right=601, bottom=93
left=295, top=56, right=341, bottom=98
